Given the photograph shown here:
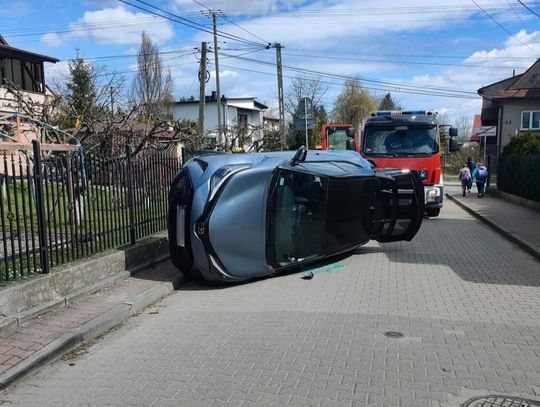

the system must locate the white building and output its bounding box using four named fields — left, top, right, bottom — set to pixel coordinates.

left=173, top=92, right=268, bottom=149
